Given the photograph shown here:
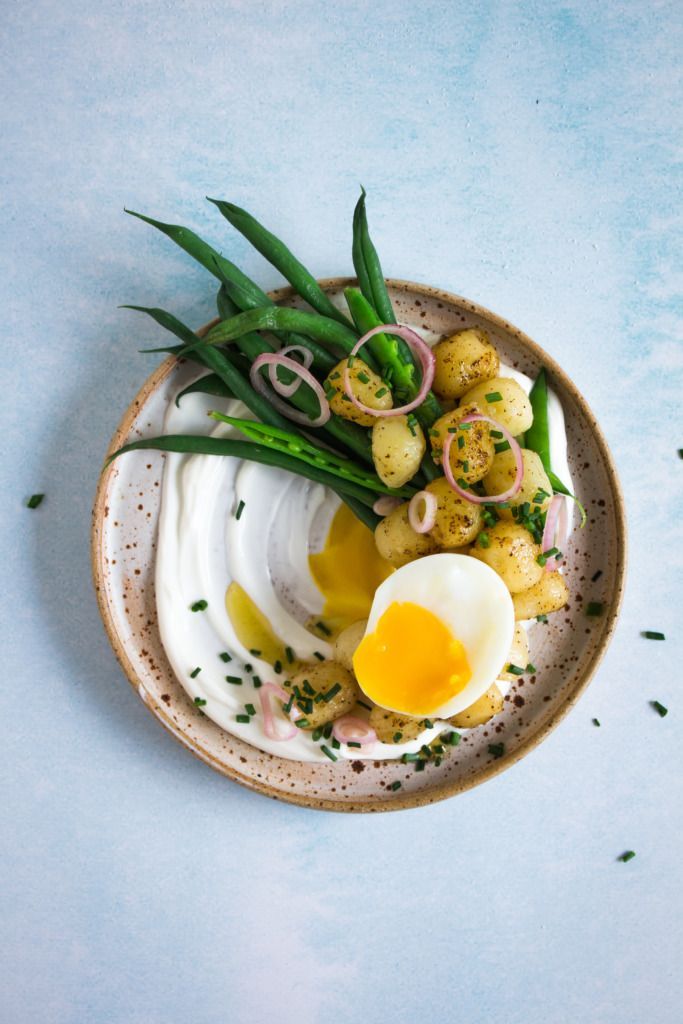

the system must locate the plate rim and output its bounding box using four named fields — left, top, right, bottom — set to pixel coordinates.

left=91, top=277, right=628, bottom=812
